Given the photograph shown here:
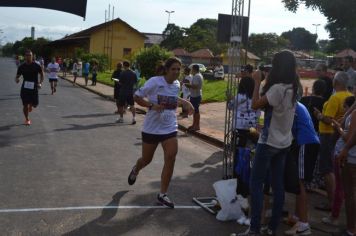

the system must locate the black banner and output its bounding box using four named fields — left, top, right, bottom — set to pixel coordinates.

left=0, top=0, right=87, bottom=18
